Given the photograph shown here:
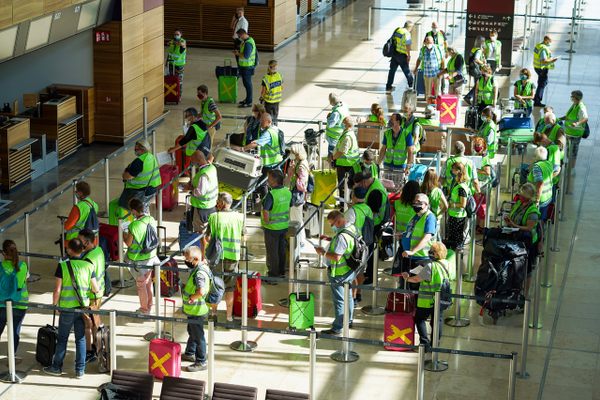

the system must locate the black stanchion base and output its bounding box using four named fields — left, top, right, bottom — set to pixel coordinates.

left=0, top=371, right=26, bottom=383
left=424, top=359, right=448, bottom=372
left=278, top=298, right=290, bottom=308
left=361, top=305, right=385, bottom=315
left=528, top=322, right=543, bottom=329
left=445, top=316, right=471, bottom=327
left=330, top=350, right=359, bottom=363
left=112, top=279, right=134, bottom=289
left=462, top=275, right=476, bottom=283
left=143, top=331, right=172, bottom=341
left=230, top=340, right=257, bottom=352
left=27, top=273, right=41, bottom=283
left=517, top=371, right=530, bottom=379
